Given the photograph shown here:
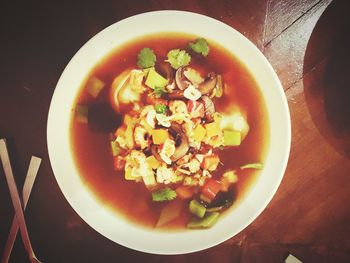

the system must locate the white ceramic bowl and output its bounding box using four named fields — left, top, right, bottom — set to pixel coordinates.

left=47, top=11, right=291, bottom=254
